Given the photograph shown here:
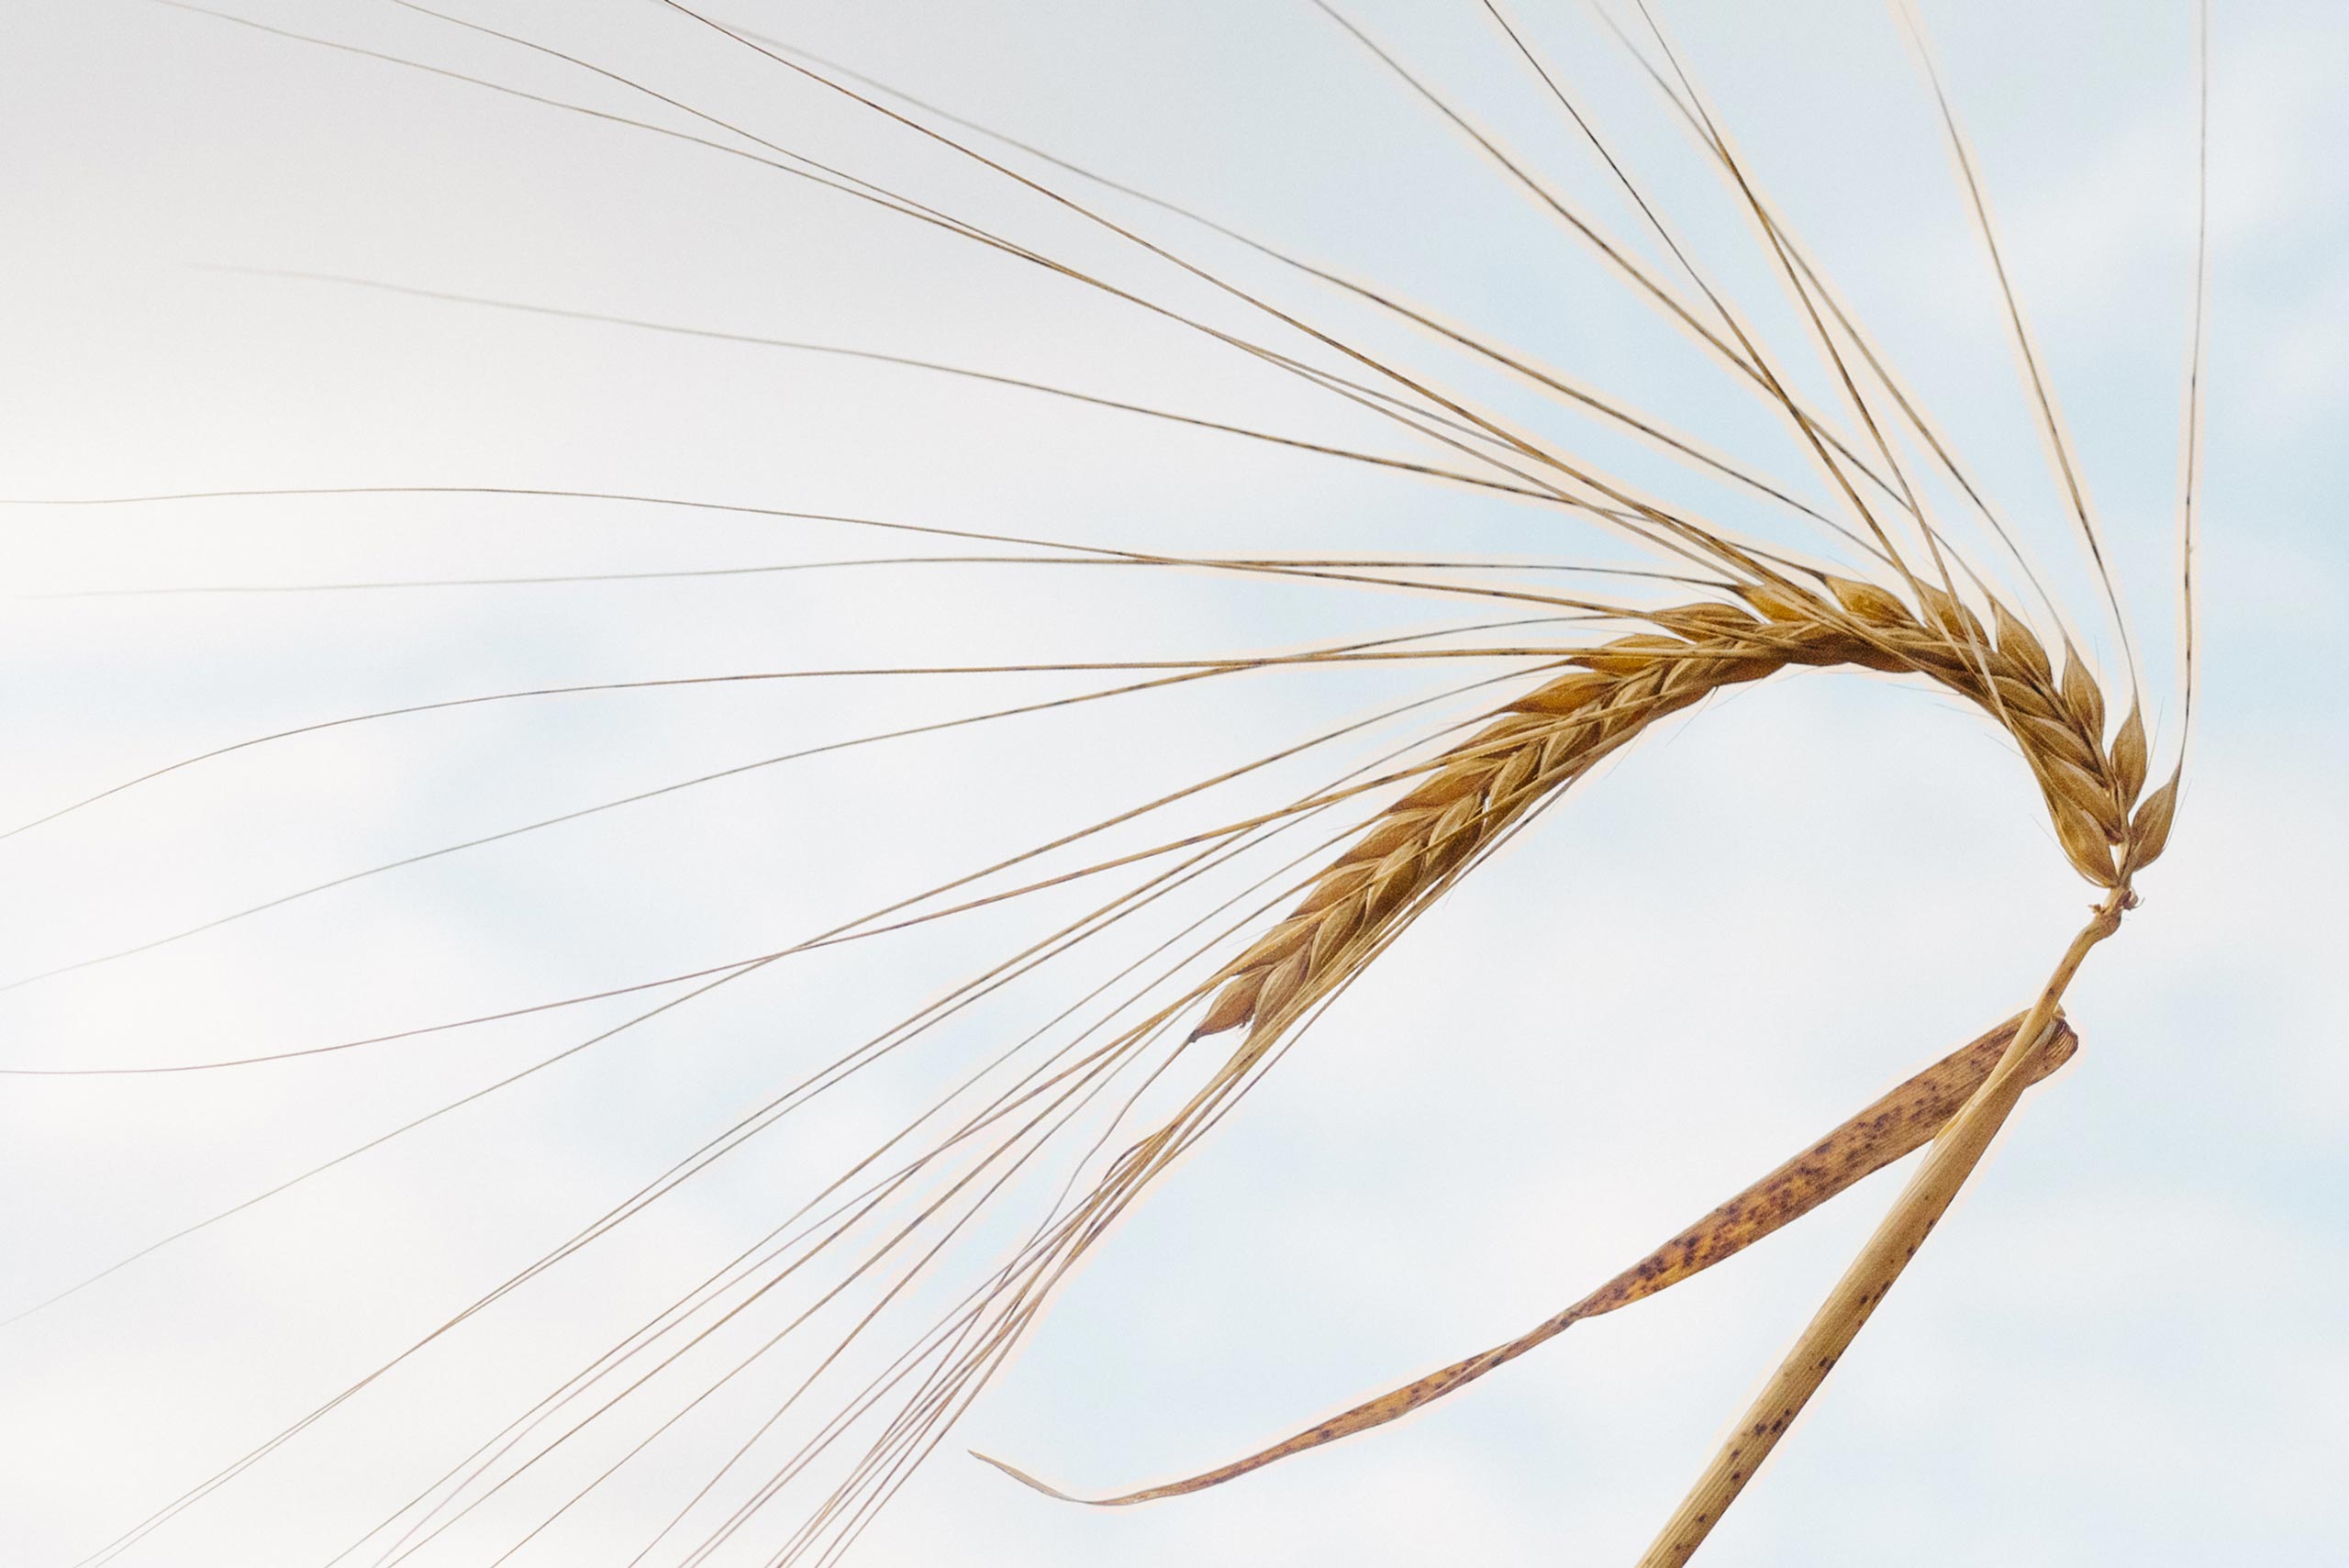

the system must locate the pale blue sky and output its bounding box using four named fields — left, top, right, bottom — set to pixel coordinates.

left=2, top=3, right=2343, bottom=1564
